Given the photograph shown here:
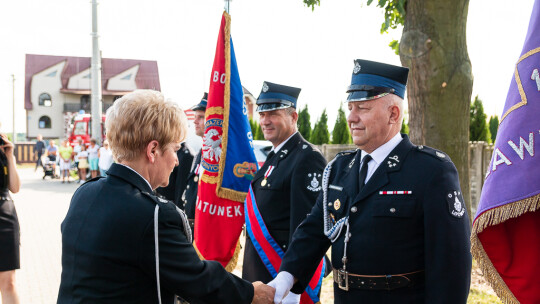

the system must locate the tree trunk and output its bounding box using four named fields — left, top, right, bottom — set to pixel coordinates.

left=399, top=0, right=473, bottom=221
